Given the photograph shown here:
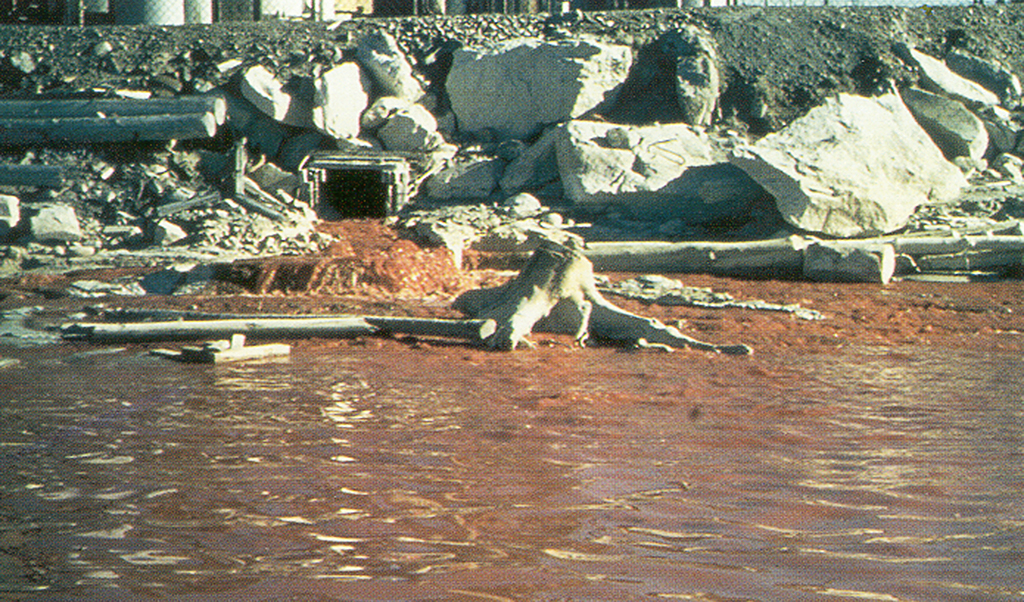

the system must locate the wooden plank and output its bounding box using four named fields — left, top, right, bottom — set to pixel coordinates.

left=0, top=112, right=218, bottom=145
left=0, top=95, right=227, bottom=124
left=66, top=315, right=497, bottom=344
left=72, top=316, right=378, bottom=343
left=0, top=164, right=65, bottom=187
